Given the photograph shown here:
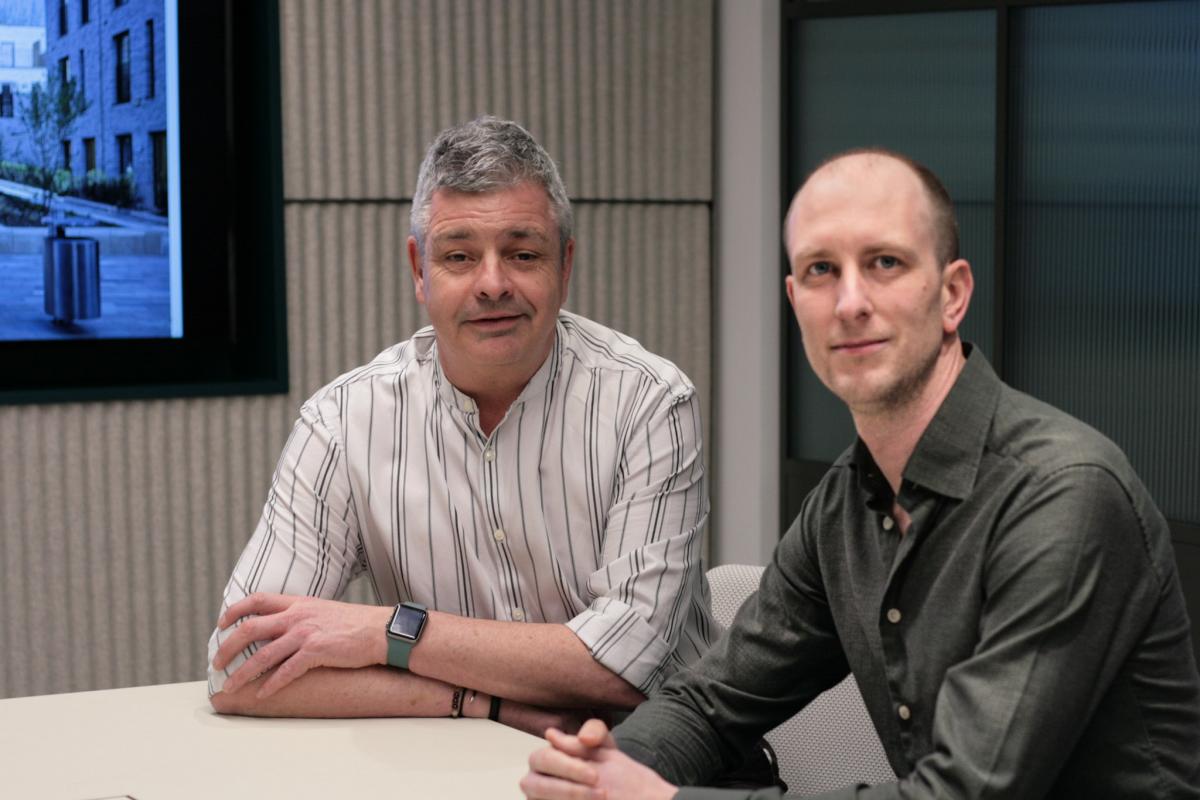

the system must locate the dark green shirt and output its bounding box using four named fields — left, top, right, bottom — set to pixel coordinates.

left=616, top=346, right=1200, bottom=799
